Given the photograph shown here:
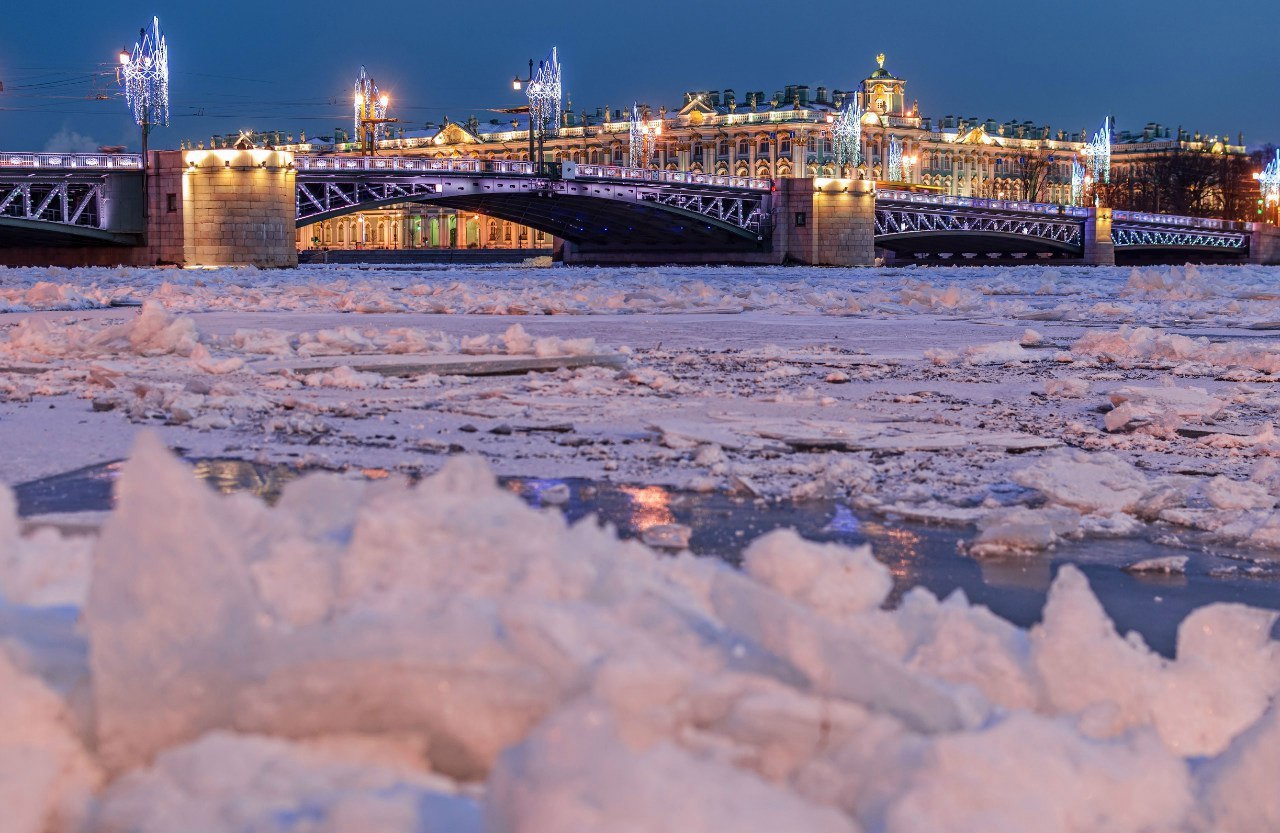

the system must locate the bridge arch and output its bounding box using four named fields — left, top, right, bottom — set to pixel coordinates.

left=0, top=217, right=136, bottom=247
left=874, top=228, right=1083, bottom=258
left=295, top=181, right=768, bottom=255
